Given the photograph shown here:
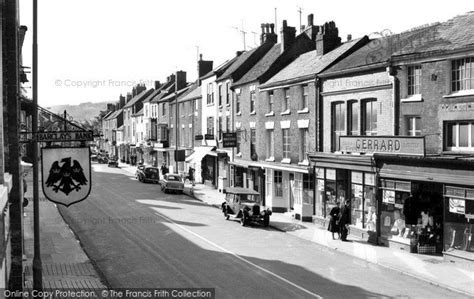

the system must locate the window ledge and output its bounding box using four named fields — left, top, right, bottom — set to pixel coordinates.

left=298, top=160, right=310, bottom=166
left=401, top=94, right=423, bottom=102
left=265, top=157, right=275, bottom=162
left=226, top=103, right=231, bottom=107
left=444, top=90, right=474, bottom=98
left=265, top=112, right=275, bottom=117
left=297, top=108, right=309, bottom=114
left=250, top=111, right=256, bottom=116
left=281, top=158, right=291, bottom=164
left=236, top=112, right=242, bottom=116
left=219, top=105, right=223, bottom=109
left=280, top=110, right=291, bottom=116
left=236, top=152, right=242, bottom=157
